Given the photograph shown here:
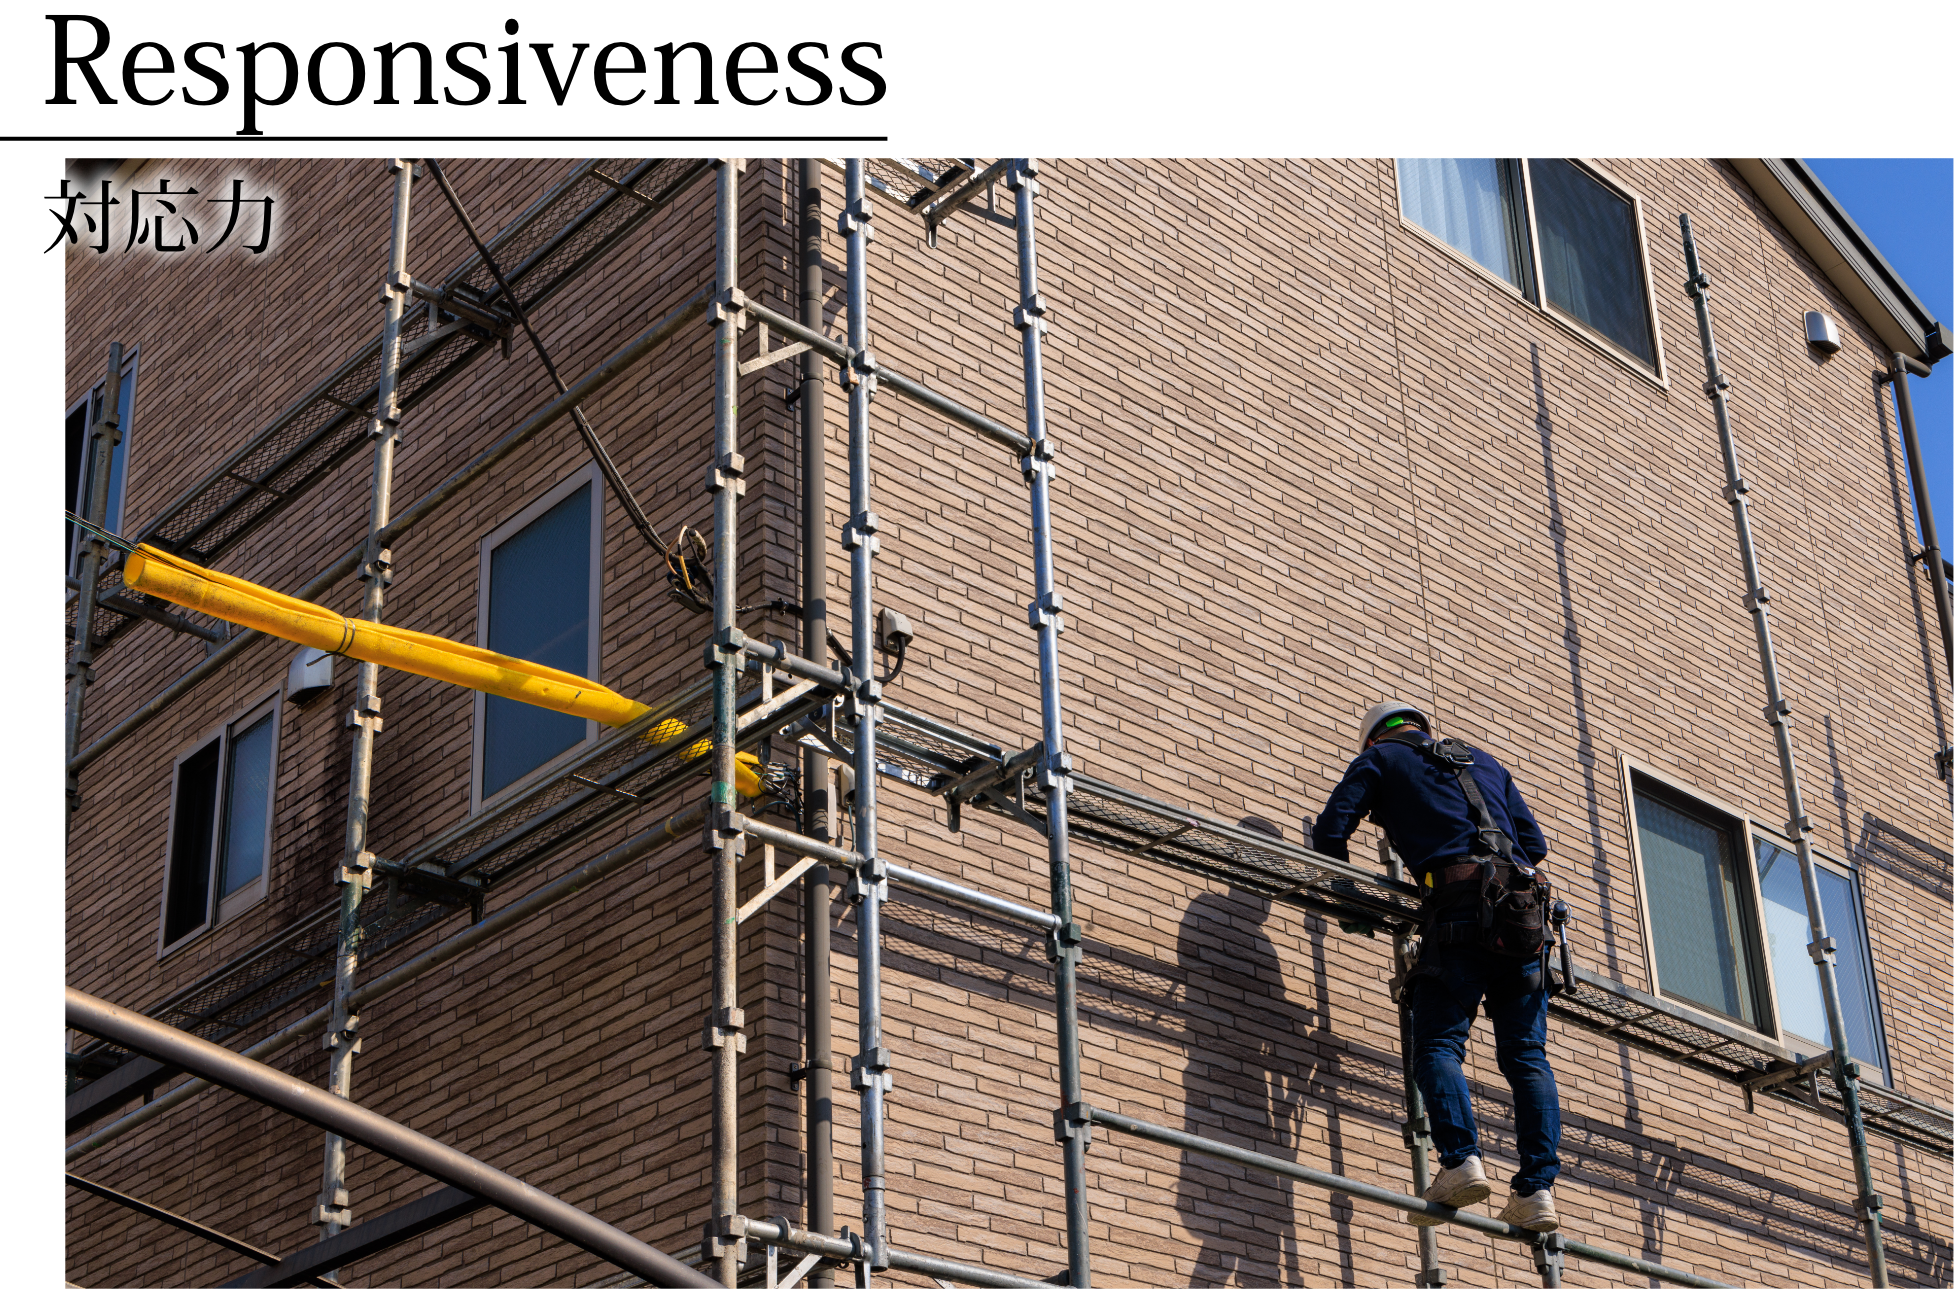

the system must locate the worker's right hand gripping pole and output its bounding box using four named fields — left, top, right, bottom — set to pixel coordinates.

left=1011, top=159, right=1093, bottom=1289
left=841, top=158, right=893, bottom=1279
left=1680, top=215, right=1887, bottom=1289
